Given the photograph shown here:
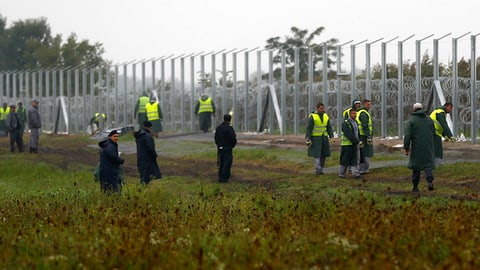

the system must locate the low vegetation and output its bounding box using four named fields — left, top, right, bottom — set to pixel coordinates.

left=0, top=134, right=478, bottom=269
